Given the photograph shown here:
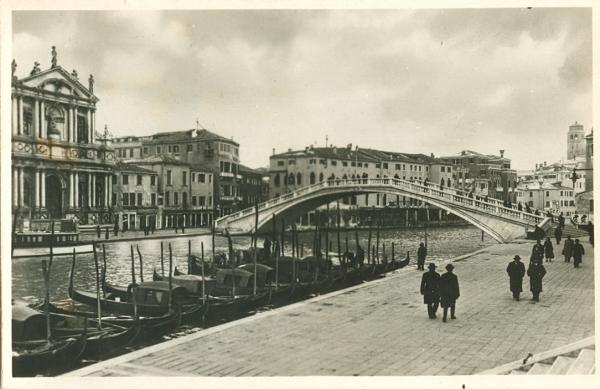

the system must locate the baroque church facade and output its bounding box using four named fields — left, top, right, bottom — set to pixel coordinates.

left=11, top=47, right=115, bottom=228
